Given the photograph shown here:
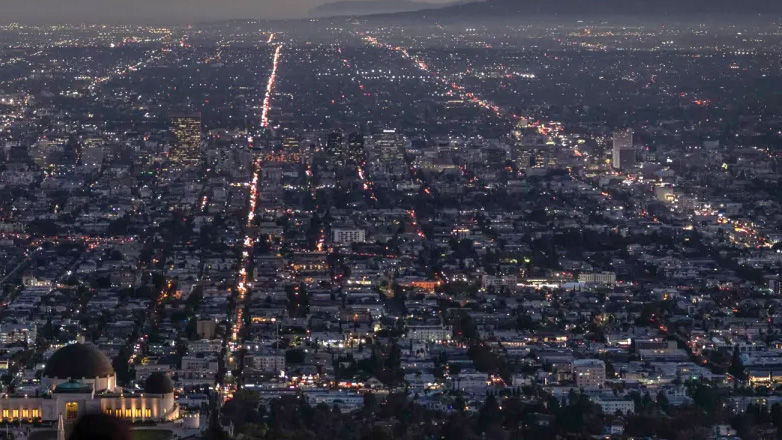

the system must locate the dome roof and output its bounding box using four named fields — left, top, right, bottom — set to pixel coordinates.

left=53, top=380, right=92, bottom=394
left=43, top=344, right=115, bottom=379
left=144, top=372, right=174, bottom=394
